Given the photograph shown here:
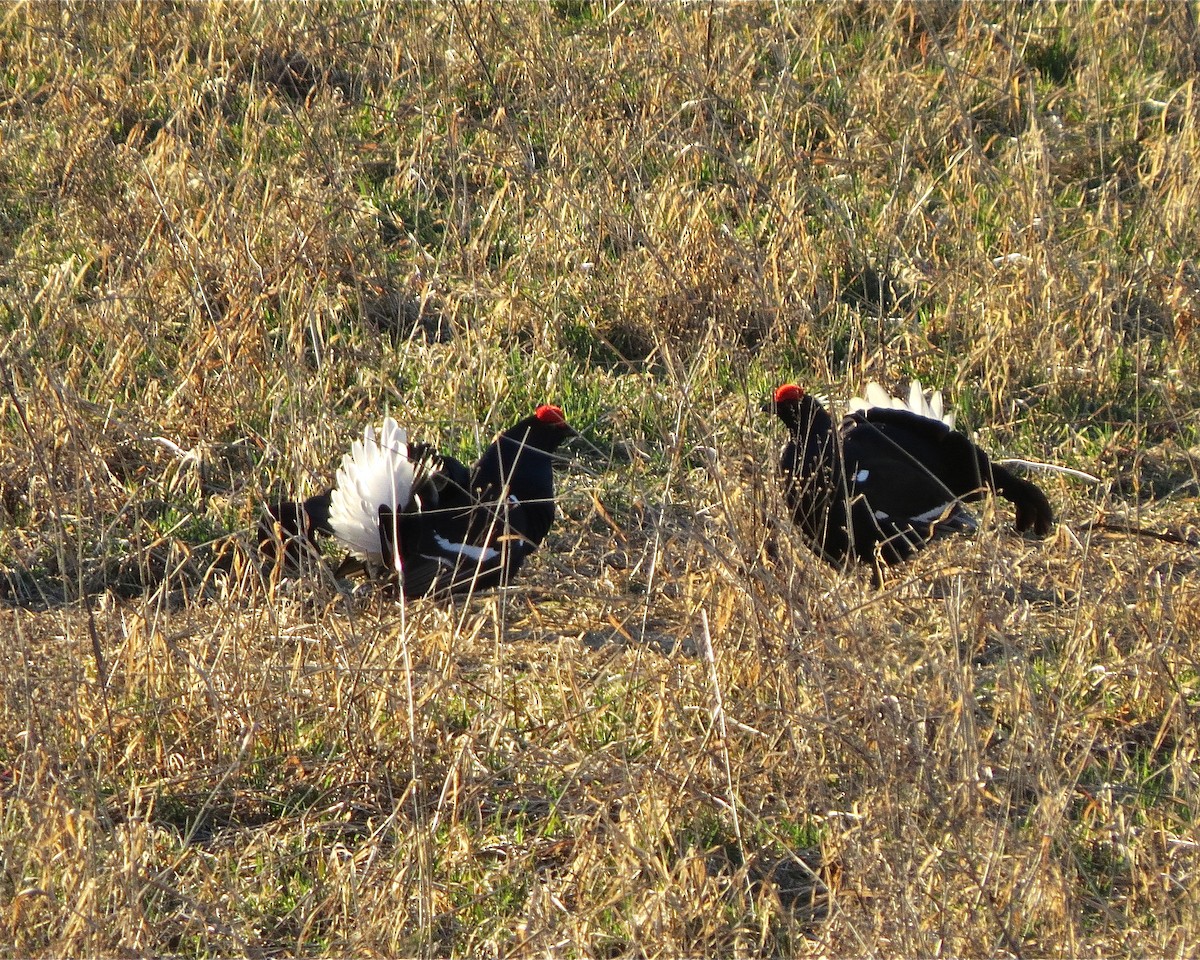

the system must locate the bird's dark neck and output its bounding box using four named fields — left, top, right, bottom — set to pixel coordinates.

left=475, top=429, right=556, bottom=493
left=786, top=400, right=835, bottom=466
